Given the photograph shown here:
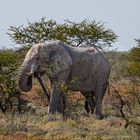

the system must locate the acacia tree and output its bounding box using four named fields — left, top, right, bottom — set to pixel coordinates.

left=8, top=17, right=117, bottom=50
